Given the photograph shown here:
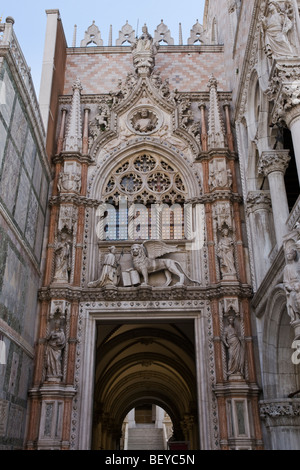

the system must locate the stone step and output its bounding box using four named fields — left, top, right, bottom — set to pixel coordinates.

left=127, top=427, right=165, bottom=450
